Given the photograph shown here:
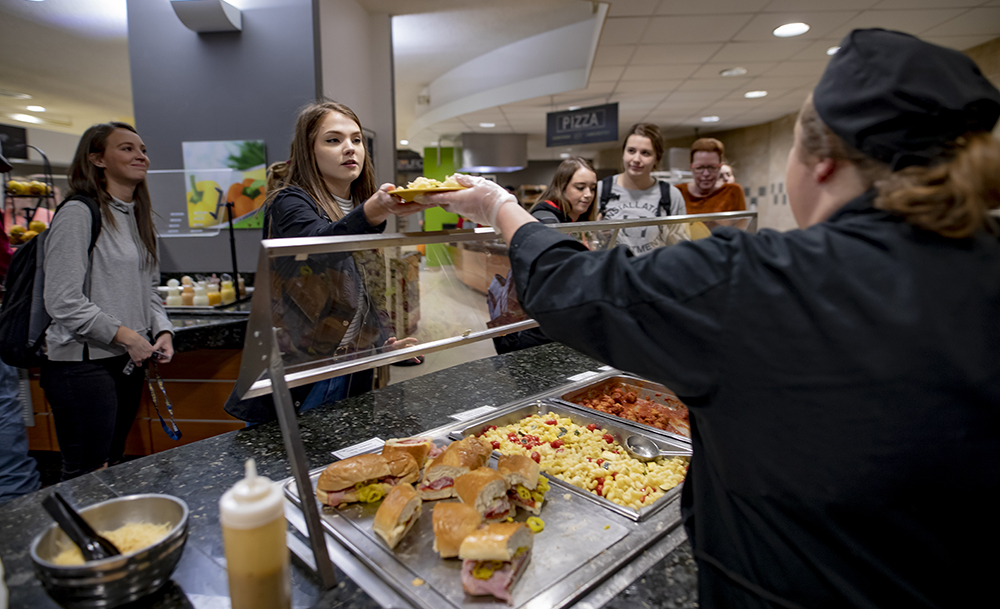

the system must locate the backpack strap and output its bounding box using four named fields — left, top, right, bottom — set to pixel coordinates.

left=655, top=181, right=673, bottom=217
left=55, top=195, right=103, bottom=255
left=598, top=175, right=617, bottom=217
